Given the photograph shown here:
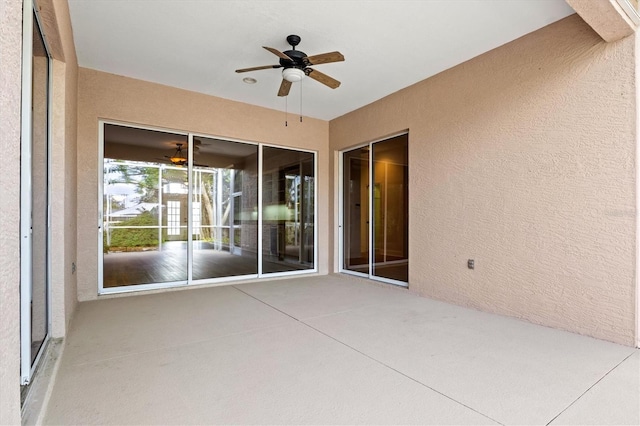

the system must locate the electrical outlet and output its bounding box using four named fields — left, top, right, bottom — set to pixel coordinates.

left=467, top=259, right=474, bottom=270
